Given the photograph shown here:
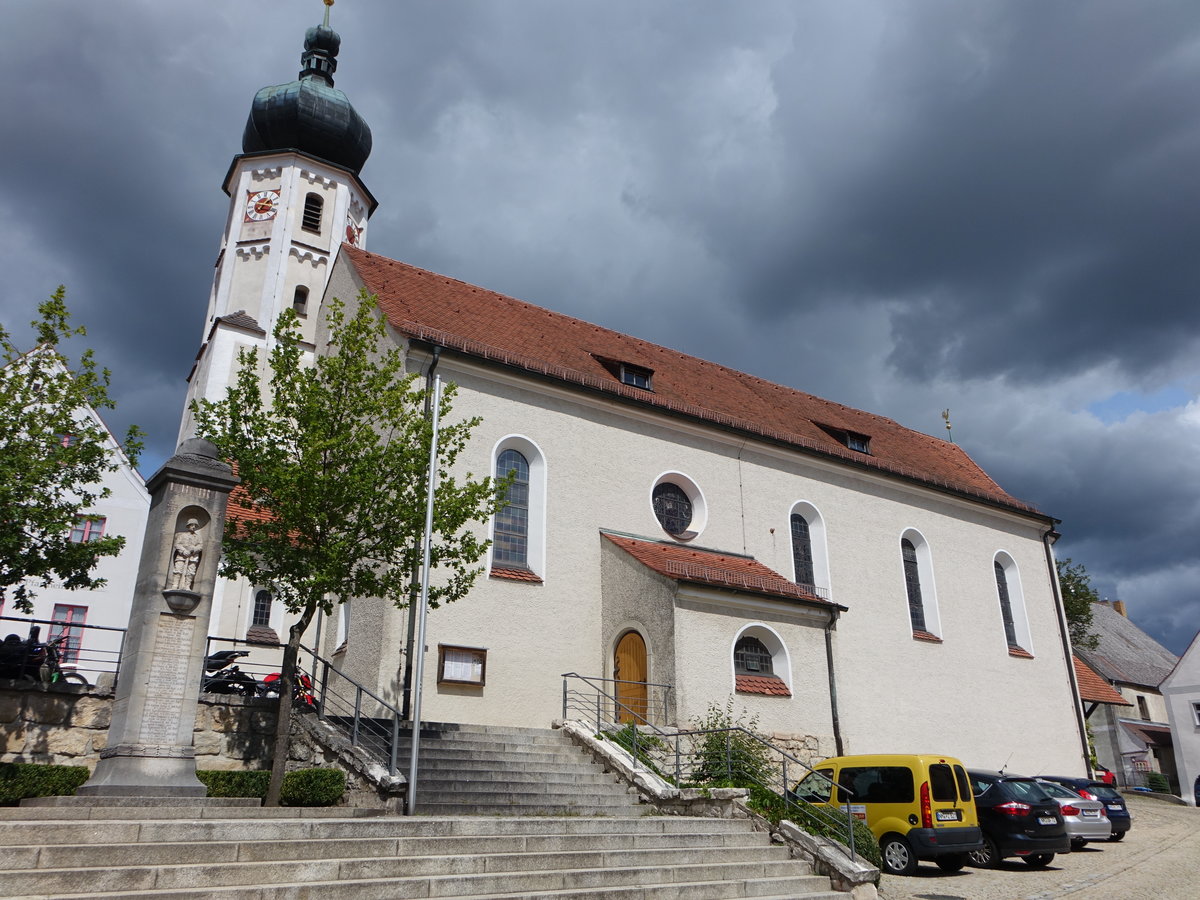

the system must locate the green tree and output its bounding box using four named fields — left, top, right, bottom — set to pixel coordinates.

left=1056, top=557, right=1099, bottom=651
left=192, top=291, right=504, bottom=805
left=0, top=288, right=143, bottom=612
